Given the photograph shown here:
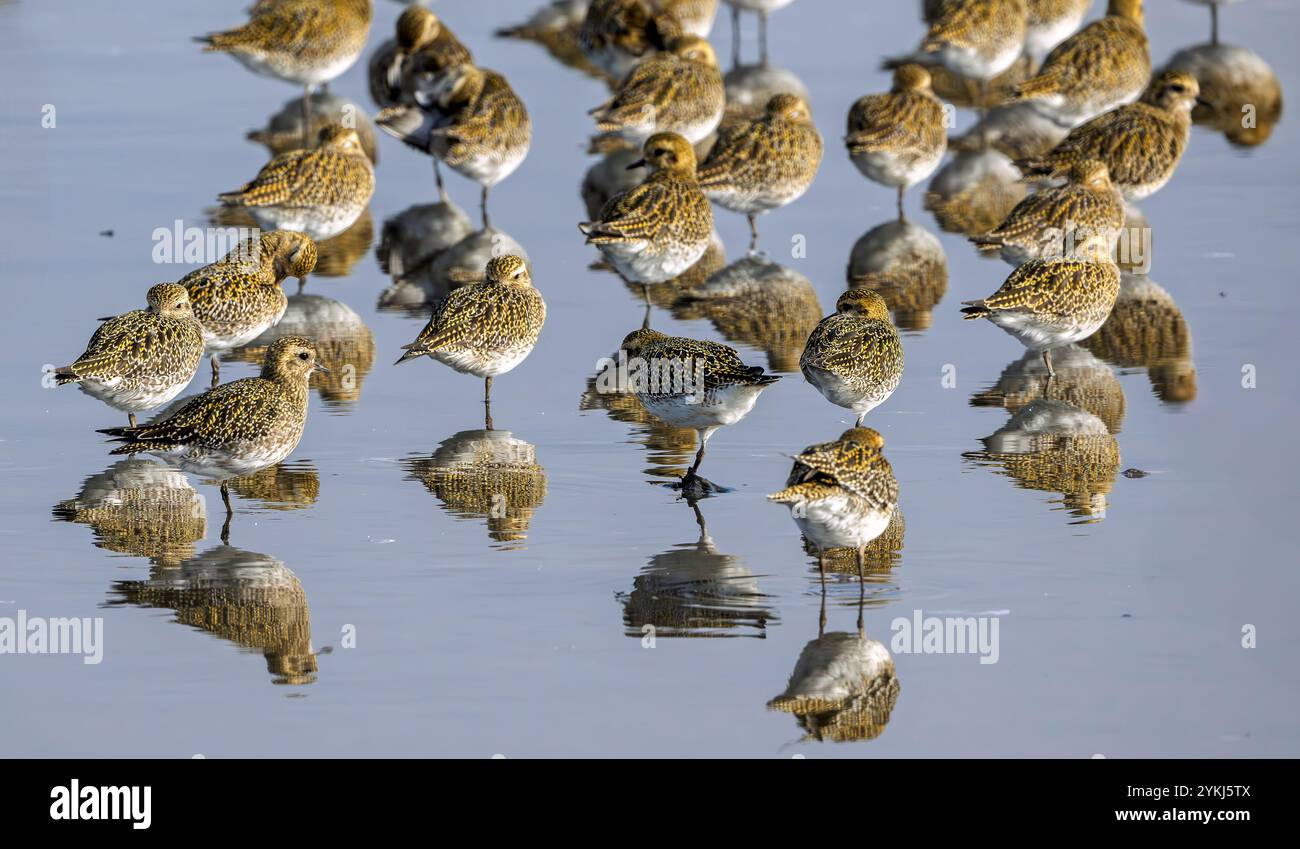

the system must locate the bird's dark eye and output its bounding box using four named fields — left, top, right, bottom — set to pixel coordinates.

left=654, top=149, right=666, bottom=157
left=298, top=352, right=309, bottom=360
left=1171, top=85, right=1185, bottom=93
